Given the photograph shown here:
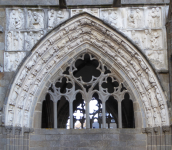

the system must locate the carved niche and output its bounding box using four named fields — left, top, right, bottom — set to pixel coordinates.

left=25, top=31, right=44, bottom=51
left=147, top=7, right=162, bottom=28
left=27, top=9, right=44, bottom=29
left=4, top=52, right=26, bottom=72
left=127, top=8, right=144, bottom=29
left=48, top=9, right=69, bottom=29
left=100, top=8, right=120, bottom=28
left=9, top=9, right=24, bottom=30
left=6, top=31, right=24, bottom=51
